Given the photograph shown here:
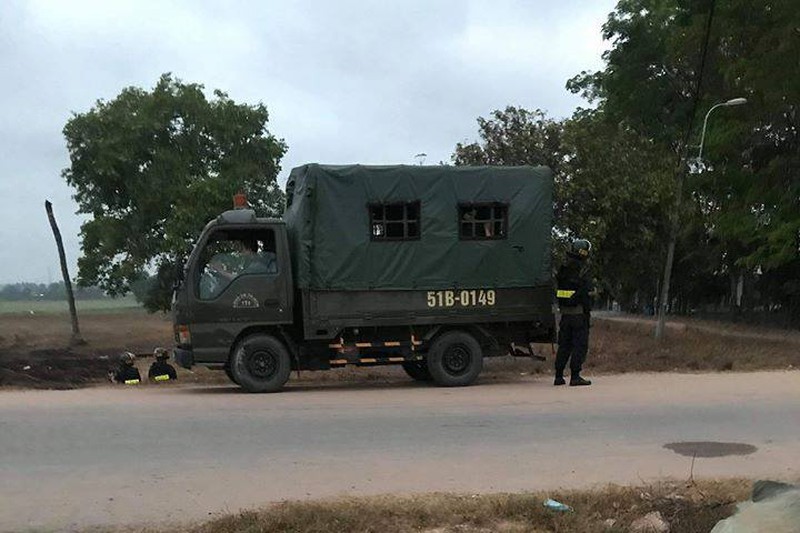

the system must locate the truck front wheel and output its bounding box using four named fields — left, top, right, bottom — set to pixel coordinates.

left=230, top=334, right=292, bottom=393
left=223, top=365, right=239, bottom=385
left=426, top=331, right=483, bottom=387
